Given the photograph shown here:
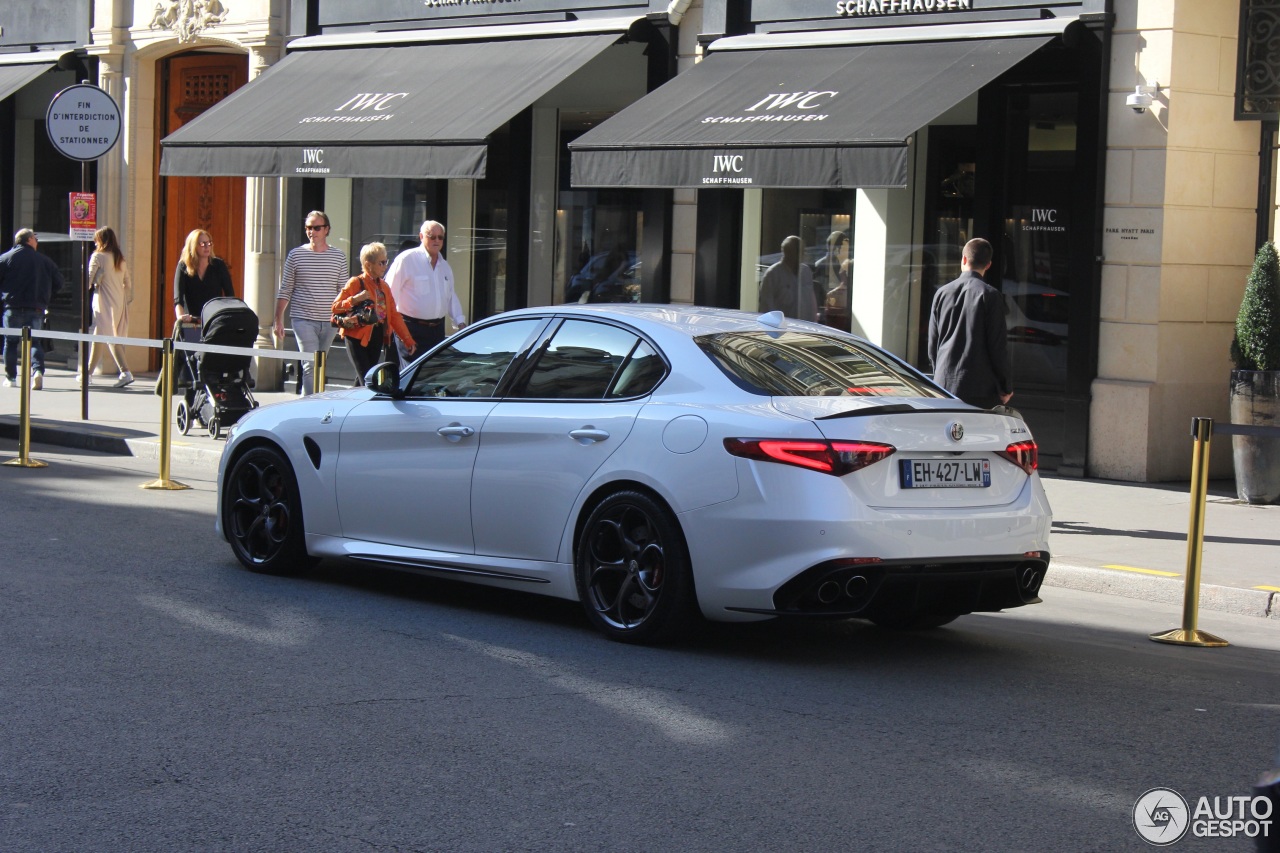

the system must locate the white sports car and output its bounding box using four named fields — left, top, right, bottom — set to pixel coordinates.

left=217, top=305, right=1051, bottom=643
